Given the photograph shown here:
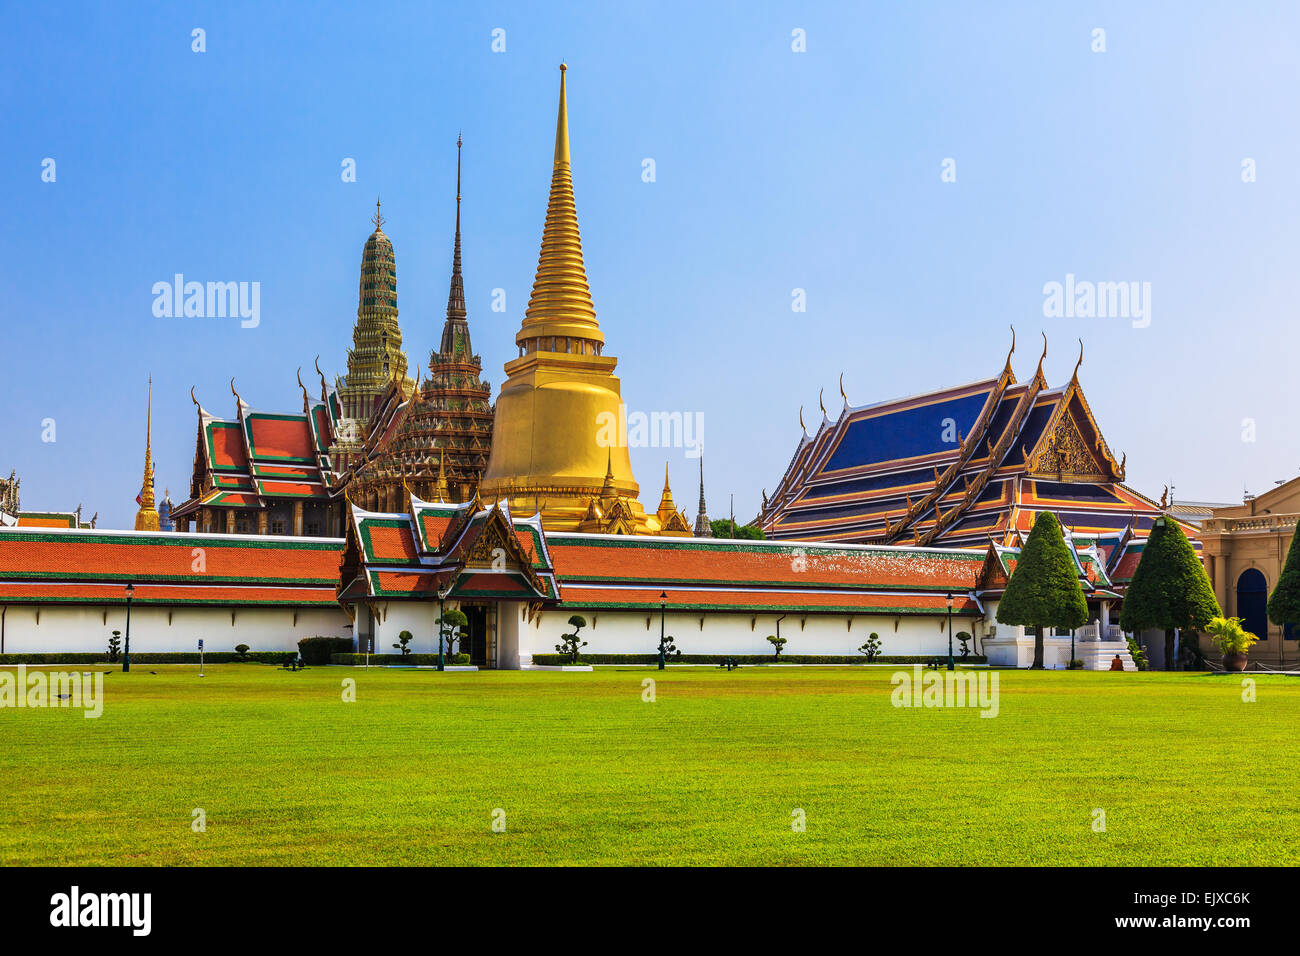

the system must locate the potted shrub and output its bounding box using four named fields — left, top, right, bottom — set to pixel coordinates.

left=1204, top=616, right=1258, bottom=671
